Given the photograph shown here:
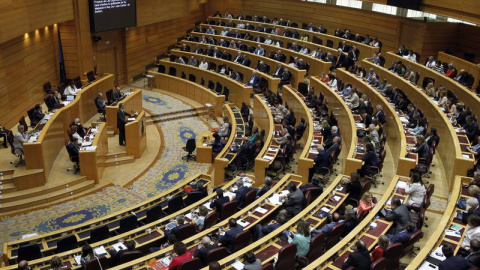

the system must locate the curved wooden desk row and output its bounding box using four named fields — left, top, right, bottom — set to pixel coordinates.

left=207, top=16, right=378, bottom=58
left=252, top=94, right=282, bottom=183
left=204, top=21, right=342, bottom=58
left=23, top=74, right=115, bottom=187
left=334, top=68, right=416, bottom=176
left=214, top=105, right=247, bottom=186
left=359, top=60, right=473, bottom=189
left=406, top=176, right=466, bottom=270
left=437, top=52, right=480, bottom=92
left=383, top=52, right=480, bottom=118
left=147, top=71, right=224, bottom=117
left=204, top=174, right=348, bottom=270
left=170, top=48, right=281, bottom=92
left=108, top=174, right=302, bottom=270
left=199, top=22, right=335, bottom=76
left=290, top=79, right=360, bottom=179
left=190, top=31, right=310, bottom=86
left=105, top=89, right=143, bottom=135
left=3, top=175, right=211, bottom=262
left=157, top=60, right=251, bottom=109
left=304, top=175, right=409, bottom=270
